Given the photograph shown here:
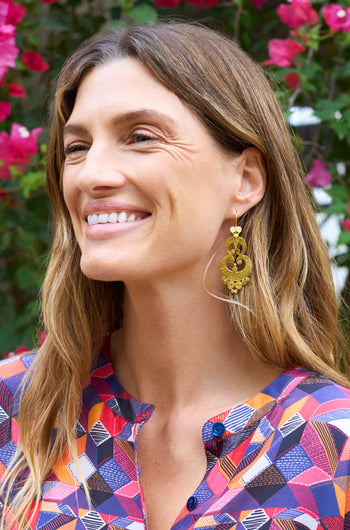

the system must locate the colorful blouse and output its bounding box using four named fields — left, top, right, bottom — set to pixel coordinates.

left=0, top=337, right=350, bottom=529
